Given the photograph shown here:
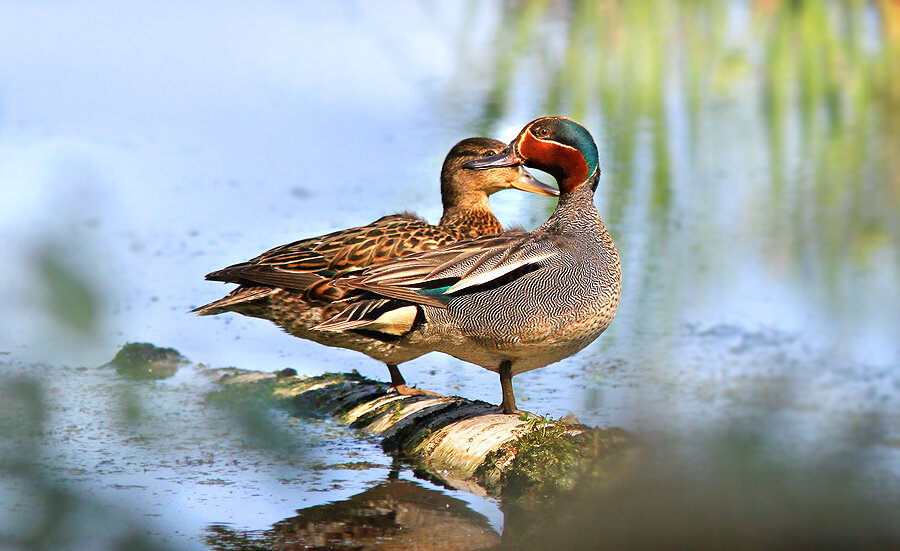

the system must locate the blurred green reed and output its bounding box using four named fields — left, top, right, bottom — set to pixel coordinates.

left=454, top=0, right=899, bottom=340
left=468, top=0, right=899, bottom=186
